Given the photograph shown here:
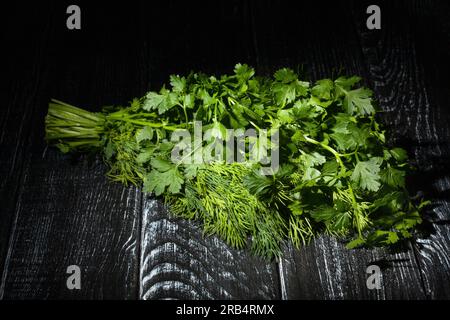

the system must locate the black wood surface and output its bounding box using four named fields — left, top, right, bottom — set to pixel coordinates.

left=356, top=0, right=450, bottom=299
left=1, top=3, right=144, bottom=299
left=140, top=197, right=280, bottom=299
left=1, top=0, right=449, bottom=299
